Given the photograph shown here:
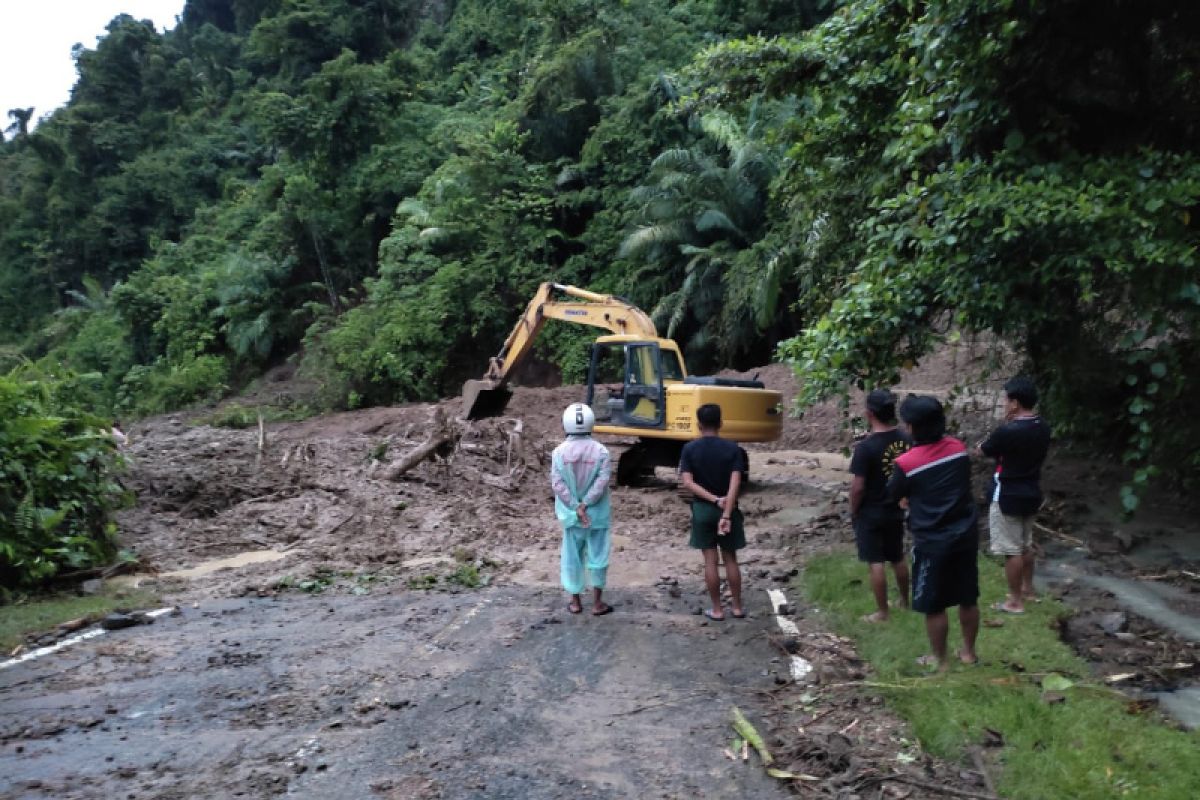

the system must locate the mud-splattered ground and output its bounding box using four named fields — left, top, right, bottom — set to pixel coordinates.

left=3, top=342, right=1199, bottom=798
